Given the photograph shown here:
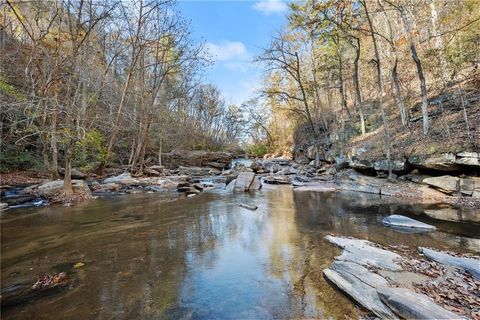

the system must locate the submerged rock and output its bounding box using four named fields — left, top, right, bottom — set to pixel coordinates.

left=382, top=215, right=436, bottom=230
left=420, top=247, right=480, bottom=280
left=377, top=287, right=465, bottom=320
left=238, top=204, right=258, bottom=211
